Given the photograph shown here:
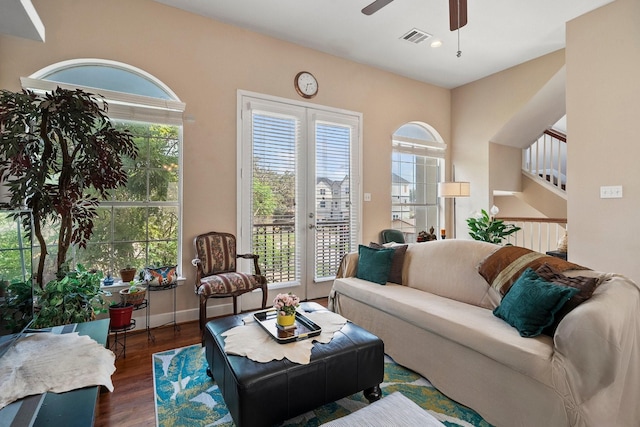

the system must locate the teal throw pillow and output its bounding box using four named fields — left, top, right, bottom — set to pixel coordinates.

left=356, top=244, right=395, bottom=285
left=493, top=268, right=580, bottom=337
